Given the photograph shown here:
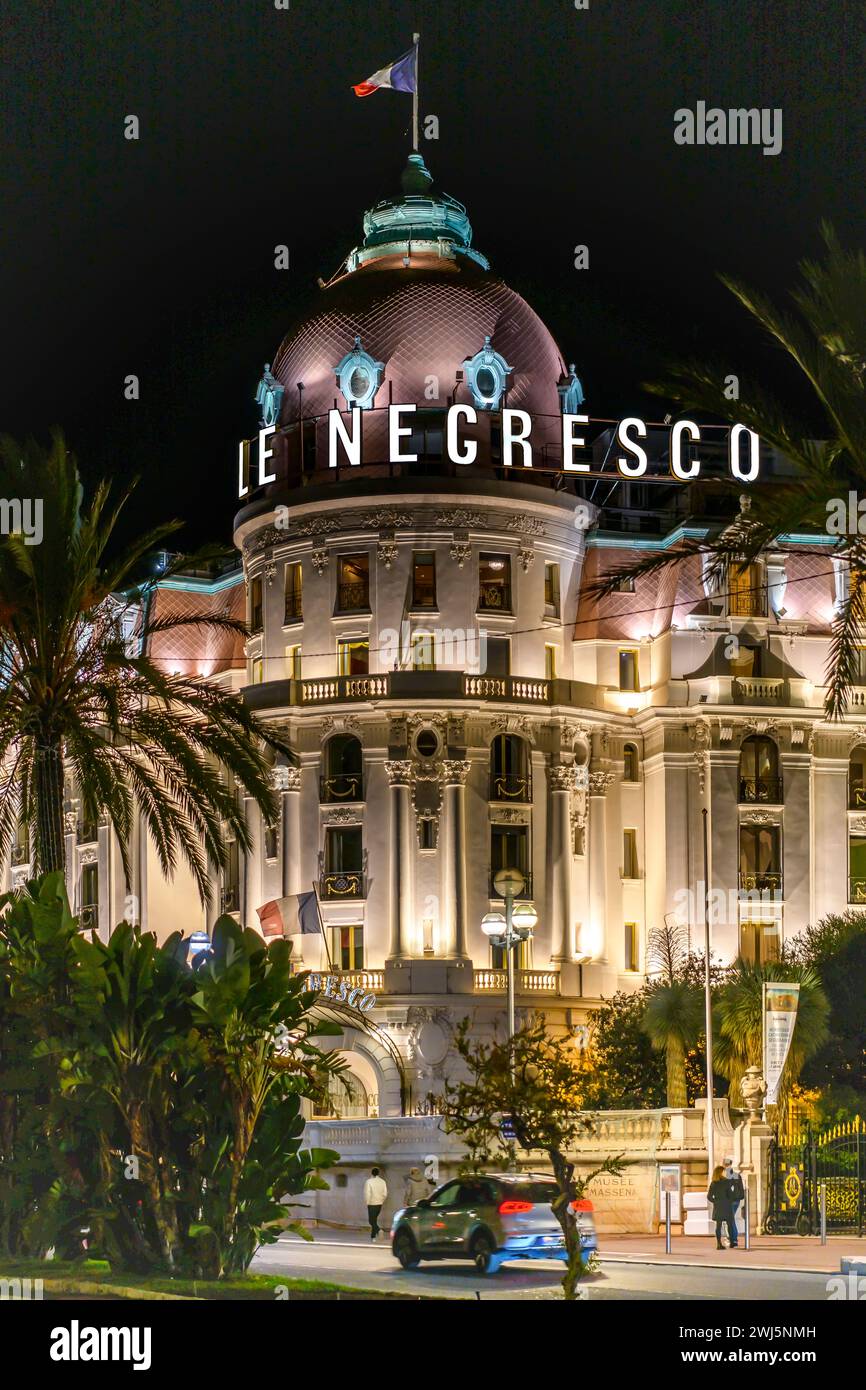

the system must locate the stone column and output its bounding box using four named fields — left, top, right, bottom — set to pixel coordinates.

left=385, top=760, right=414, bottom=960
left=241, top=795, right=256, bottom=928
left=275, top=766, right=302, bottom=897
left=580, top=770, right=615, bottom=996
left=441, top=760, right=471, bottom=959
left=549, top=763, right=575, bottom=961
